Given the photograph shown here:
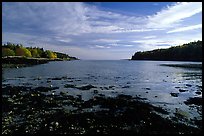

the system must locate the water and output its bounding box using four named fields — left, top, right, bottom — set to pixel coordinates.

left=2, top=60, right=202, bottom=125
